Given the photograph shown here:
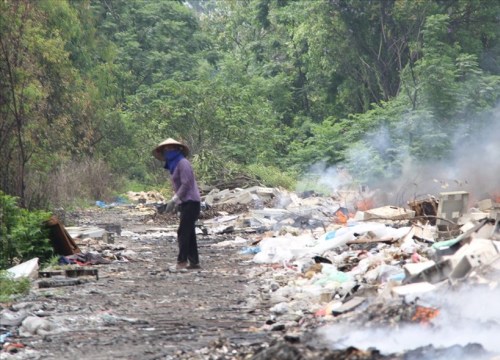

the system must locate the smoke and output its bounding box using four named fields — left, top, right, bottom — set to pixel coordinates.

left=318, top=285, right=500, bottom=358
left=393, top=106, right=500, bottom=200
left=299, top=105, right=500, bottom=206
